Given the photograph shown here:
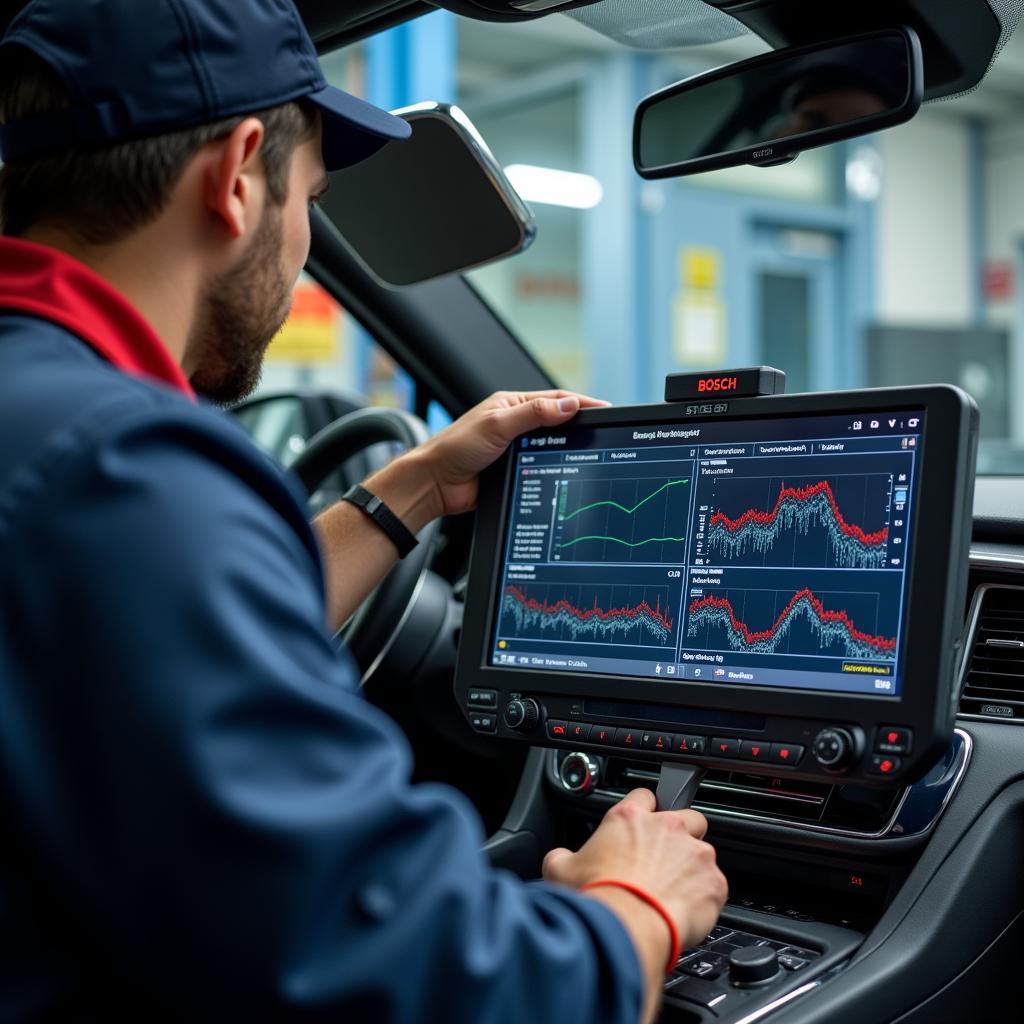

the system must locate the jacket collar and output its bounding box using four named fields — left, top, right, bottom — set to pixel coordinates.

left=0, top=236, right=195, bottom=399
